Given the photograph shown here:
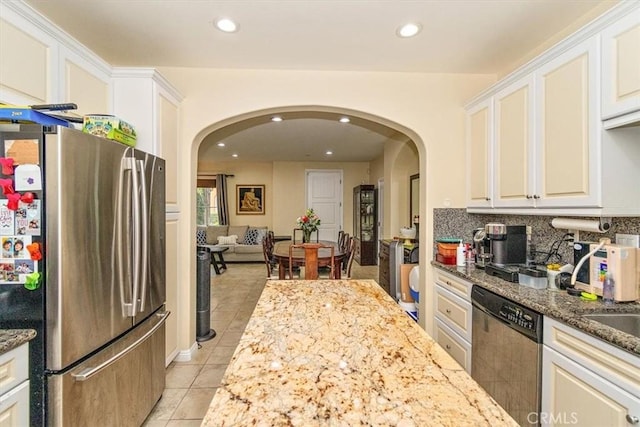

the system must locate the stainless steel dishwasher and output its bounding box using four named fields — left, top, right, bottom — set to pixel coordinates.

left=471, top=285, right=543, bottom=426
